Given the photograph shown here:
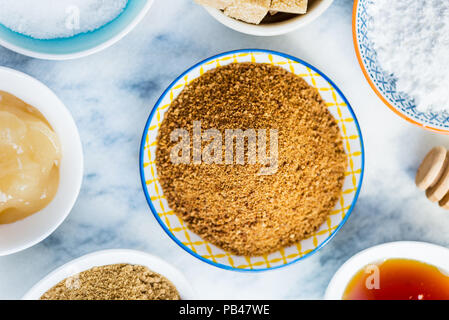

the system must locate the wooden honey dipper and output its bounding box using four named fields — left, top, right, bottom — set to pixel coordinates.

left=416, top=146, right=449, bottom=209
